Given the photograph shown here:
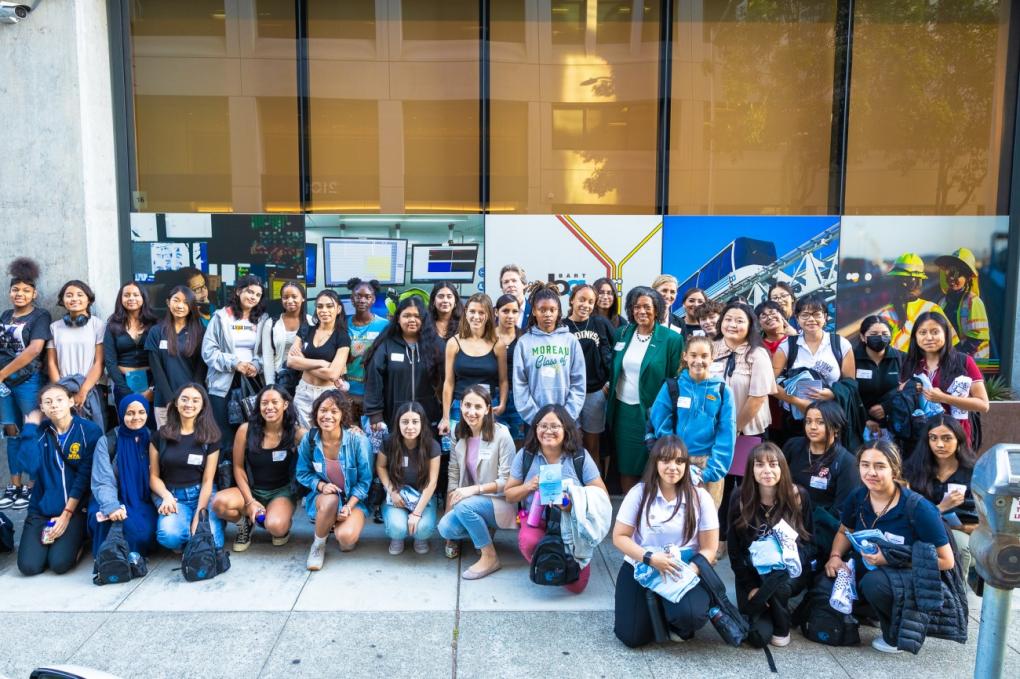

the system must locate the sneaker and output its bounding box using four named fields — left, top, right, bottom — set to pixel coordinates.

left=12, top=485, right=30, bottom=510
left=233, top=516, right=252, bottom=552
left=668, top=631, right=686, bottom=643
left=373, top=506, right=384, bottom=524
left=0, top=485, right=16, bottom=509
left=271, top=532, right=290, bottom=547
left=413, top=539, right=430, bottom=555
left=871, top=637, right=902, bottom=654
left=770, top=634, right=791, bottom=647
left=388, top=538, right=405, bottom=555
left=307, top=540, right=326, bottom=570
